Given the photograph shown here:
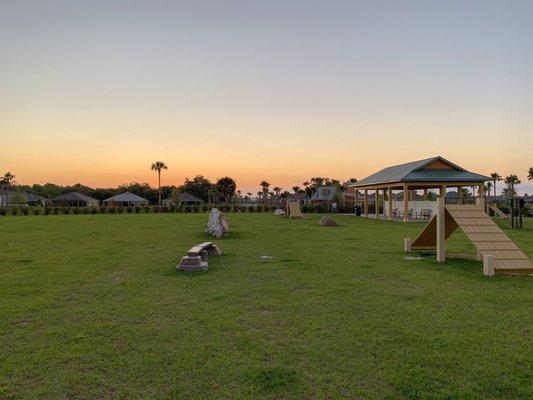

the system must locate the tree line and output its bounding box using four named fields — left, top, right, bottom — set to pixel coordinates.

left=0, top=172, right=356, bottom=207
left=488, top=170, right=533, bottom=198
left=2, top=163, right=531, bottom=206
